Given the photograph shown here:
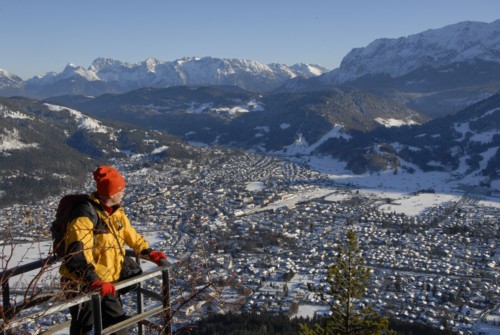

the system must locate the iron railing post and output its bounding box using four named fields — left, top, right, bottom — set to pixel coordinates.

left=1, top=281, right=11, bottom=320
left=1, top=280, right=10, bottom=335
left=162, top=266, right=172, bottom=335
left=136, top=254, right=144, bottom=335
left=92, top=294, right=102, bottom=335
